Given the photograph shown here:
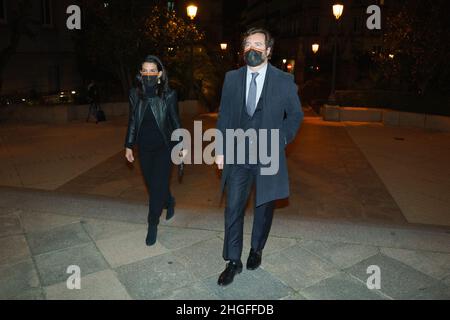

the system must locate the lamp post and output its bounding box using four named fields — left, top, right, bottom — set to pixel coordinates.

left=187, top=4, right=198, bottom=99
left=220, top=43, right=227, bottom=59
left=328, top=3, right=344, bottom=105
left=312, top=43, right=319, bottom=72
